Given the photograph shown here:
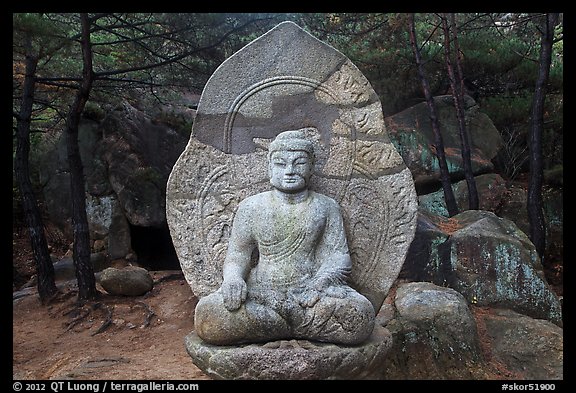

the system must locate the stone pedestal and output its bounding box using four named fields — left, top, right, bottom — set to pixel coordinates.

left=185, top=325, right=392, bottom=380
